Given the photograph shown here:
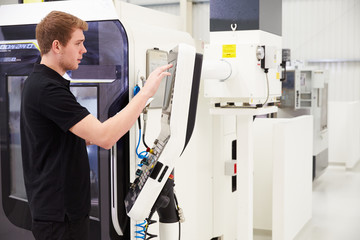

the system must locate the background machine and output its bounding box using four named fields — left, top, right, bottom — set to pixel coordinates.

left=278, top=65, right=329, bottom=180
left=0, top=1, right=197, bottom=239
